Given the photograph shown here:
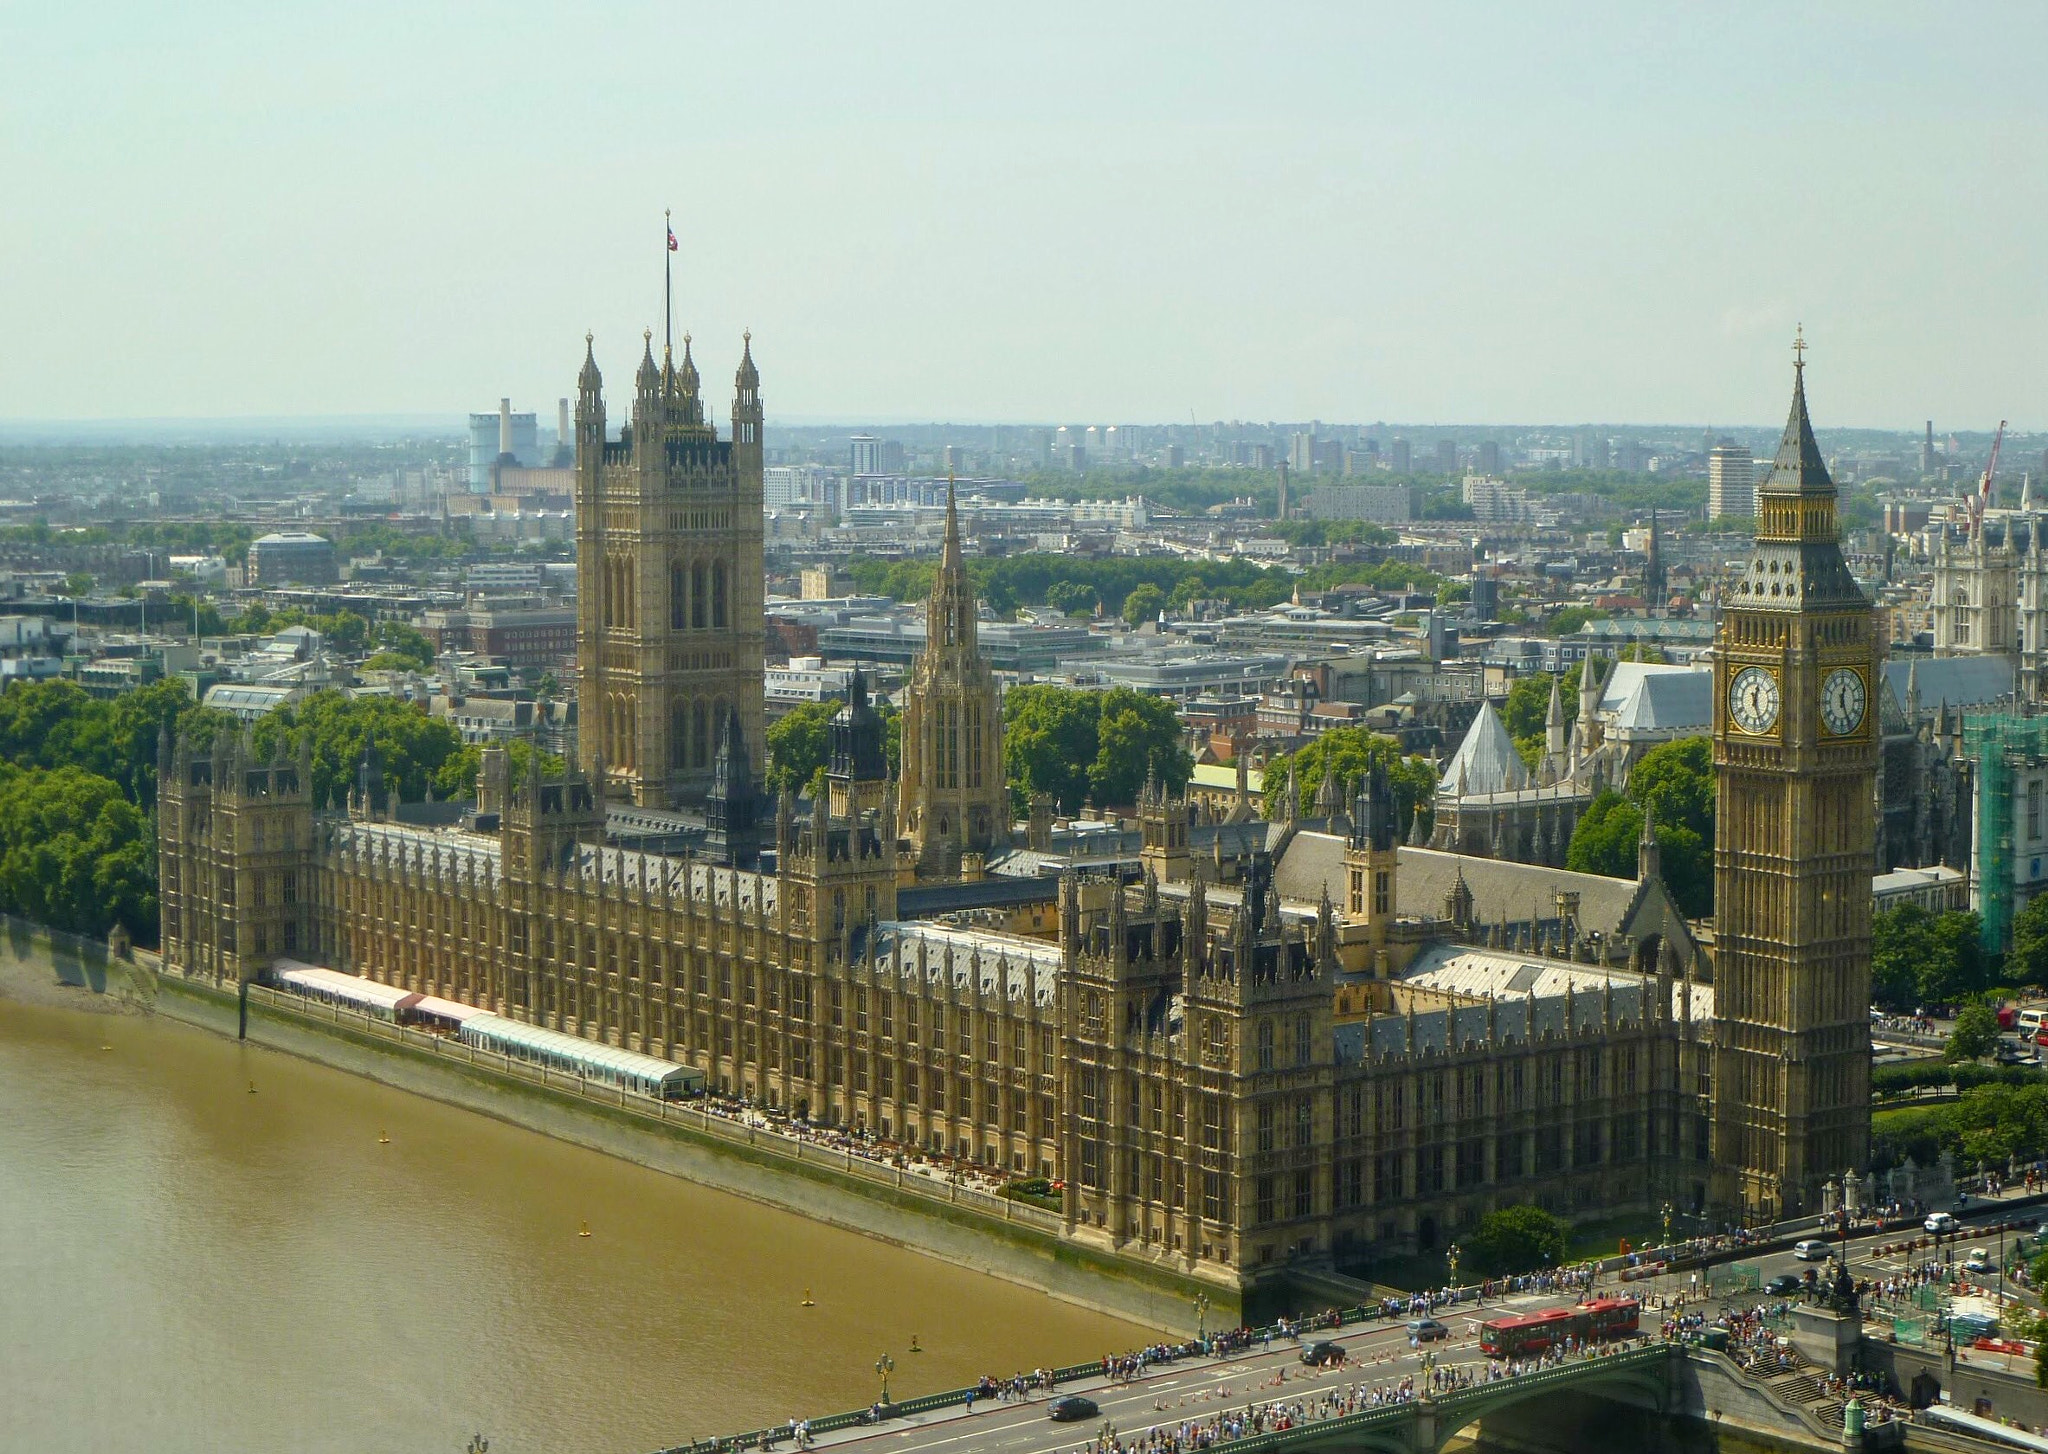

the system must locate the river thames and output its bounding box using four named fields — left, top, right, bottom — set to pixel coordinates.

left=0, top=997, right=1151, bottom=1454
